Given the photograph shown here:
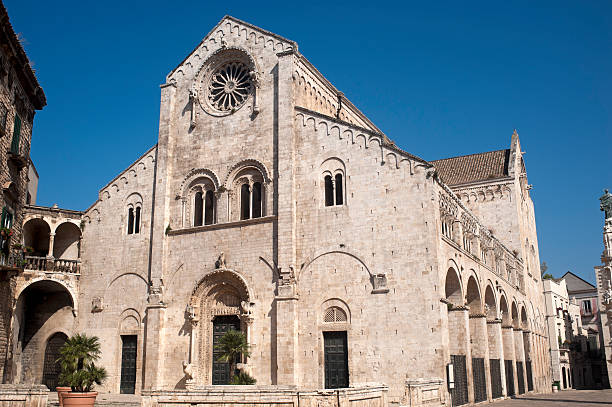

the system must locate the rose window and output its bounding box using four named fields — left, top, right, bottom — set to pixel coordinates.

left=207, top=62, right=252, bottom=112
